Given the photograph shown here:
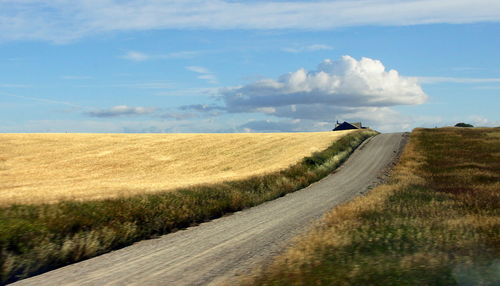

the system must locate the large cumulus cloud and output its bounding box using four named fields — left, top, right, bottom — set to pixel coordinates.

left=221, top=55, right=426, bottom=116
left=213, top=55, right=427, bottom=131
left=178, top=55, right=429, bottom=132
